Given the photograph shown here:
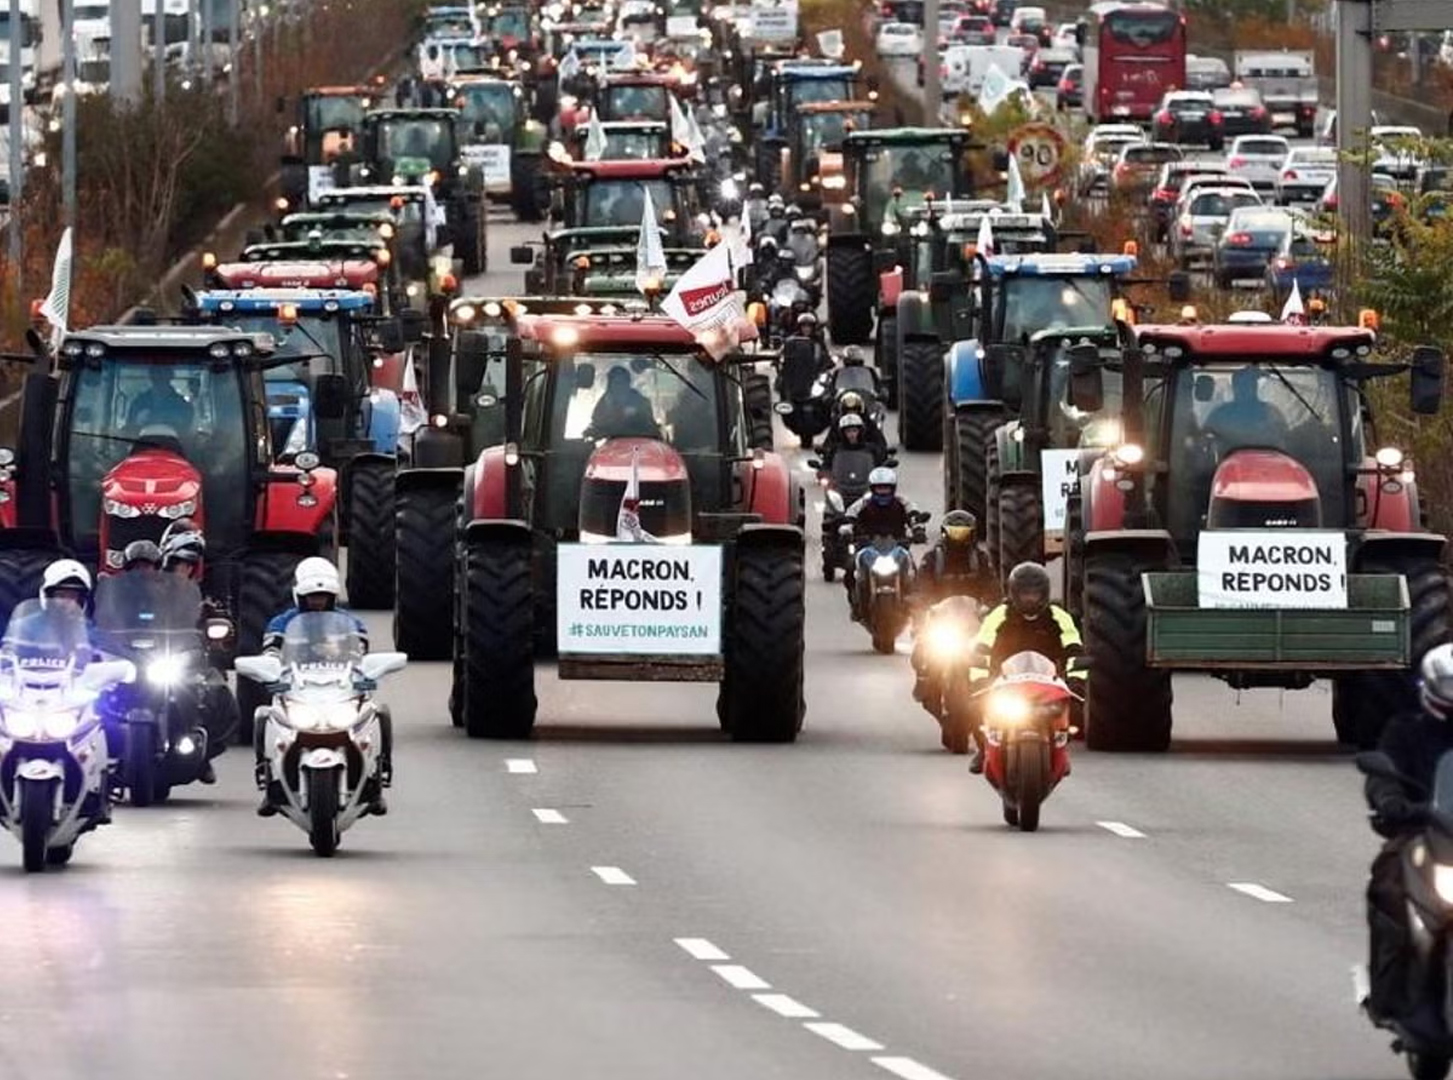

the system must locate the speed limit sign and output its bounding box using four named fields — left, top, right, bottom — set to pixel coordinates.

left=1008, top=122, right=1067, bottom=186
